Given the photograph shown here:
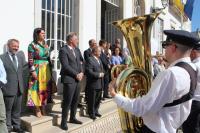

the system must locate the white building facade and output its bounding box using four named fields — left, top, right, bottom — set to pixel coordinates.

left=149, top=0, right=191, bottom=55
left=0, top=0, right=191, bottom=75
